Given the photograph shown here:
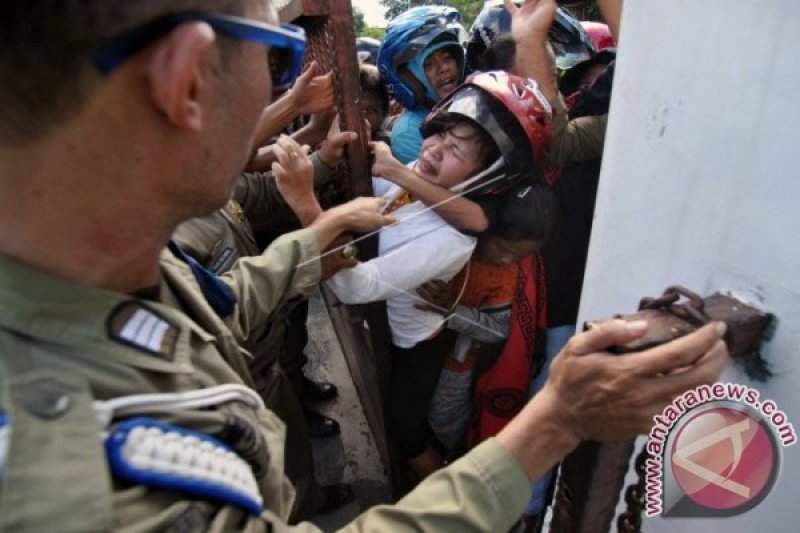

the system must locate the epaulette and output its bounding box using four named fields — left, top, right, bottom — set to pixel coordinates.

left=106, top=417, right=263, bottom=515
